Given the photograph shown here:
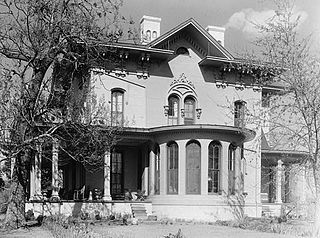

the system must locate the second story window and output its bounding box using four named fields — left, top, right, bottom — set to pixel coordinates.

left=234, top=100, right=246, bottom=128
left=168, top=95, right=179, bottom=125
left=184, top=97, right=195, bottom=125
left=111, top=90, right=124, bottom=126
